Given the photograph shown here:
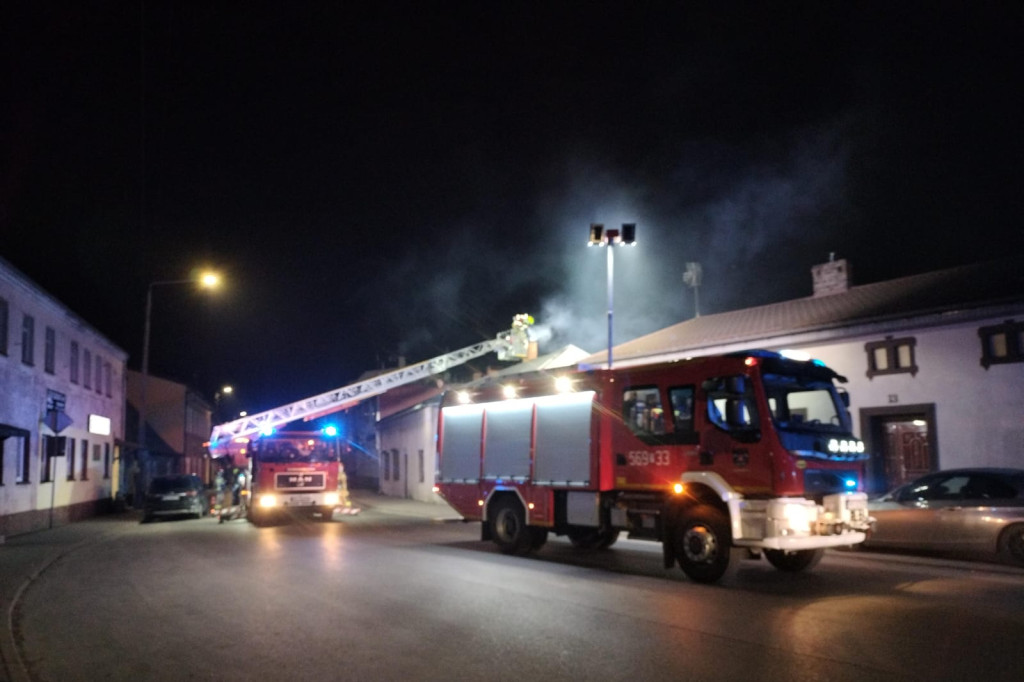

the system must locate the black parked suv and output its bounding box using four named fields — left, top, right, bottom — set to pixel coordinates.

left=142, top=474, right=209, bottom=523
